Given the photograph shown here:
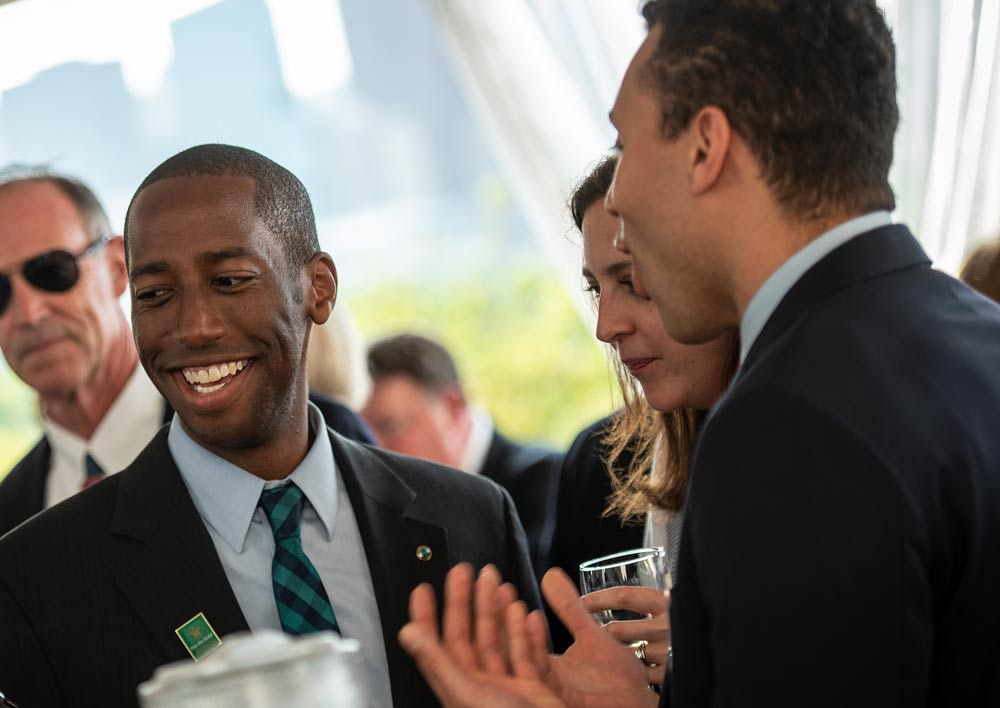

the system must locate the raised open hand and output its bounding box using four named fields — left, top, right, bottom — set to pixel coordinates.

left=399, top=564, right=658, bottom=708
left=399, top=563, right=564, bottom=708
